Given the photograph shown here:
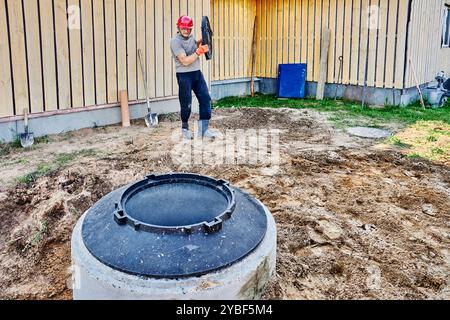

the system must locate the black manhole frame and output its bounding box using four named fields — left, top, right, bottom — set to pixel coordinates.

left=113, top=173, right=236, bottom=235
